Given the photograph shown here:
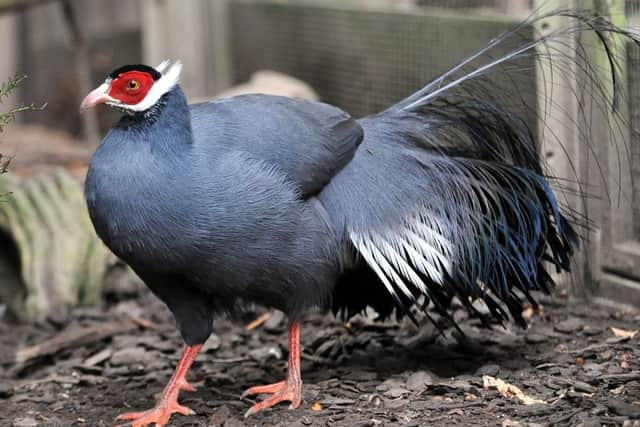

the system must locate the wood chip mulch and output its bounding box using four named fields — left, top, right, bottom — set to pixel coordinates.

left=1, top=291, right=639, bottom=427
